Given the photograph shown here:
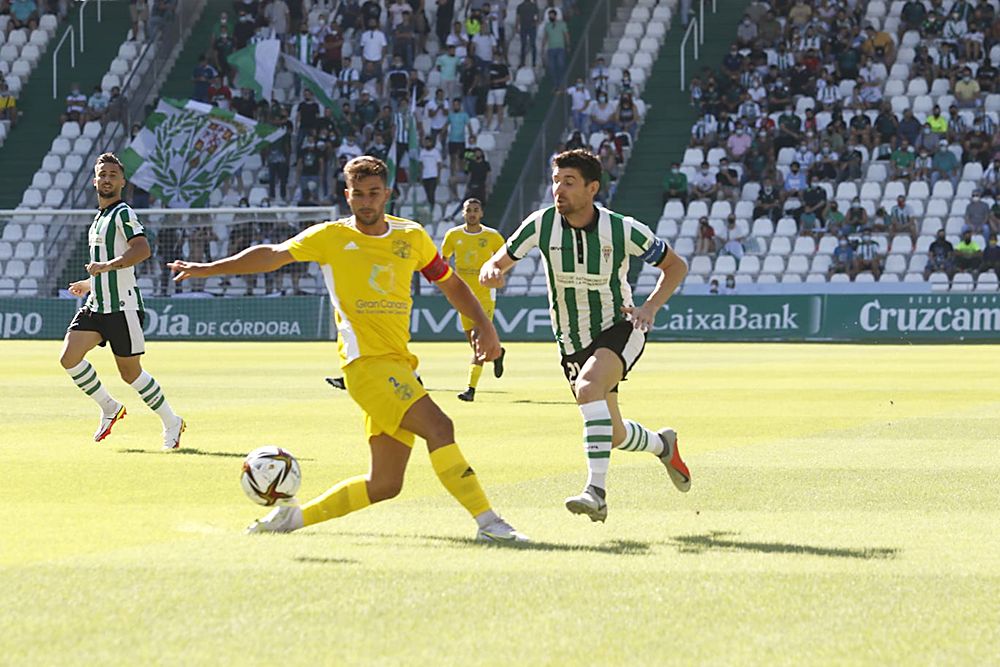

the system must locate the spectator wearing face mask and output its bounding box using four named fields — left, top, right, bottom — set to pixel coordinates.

left=980, top=235, right=1000, bottom=279
left=964, top=190, right=991, bottom=238
left=567, top=78, right=591, bottom=133
left=955, top=68, right=982, bottom=109
left=828, top=234, right=855, bottom=280
left=691, top=162, right=718, bottom=201
left=853, top=229, right=883, bottom=280
left=932, top=140, right=960, bottom=188
left=588, top=91, right=616, bottom=134
left=924, top=229, right=956, bottom=279
left=662, top=162, right=688, bottom=205
left=890, top=196, right=918, bottom=245
left=783, top=161, right=806, bottom=198
left=541, top=8, right=570, bottom=91
left=954, top=230, right=983, bottom=275
left=753, top=178, right=783, bottom=222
